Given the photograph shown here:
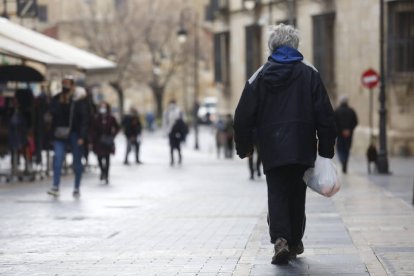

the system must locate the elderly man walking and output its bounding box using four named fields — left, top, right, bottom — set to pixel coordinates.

left=234, top=24, right=337, bottom=265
